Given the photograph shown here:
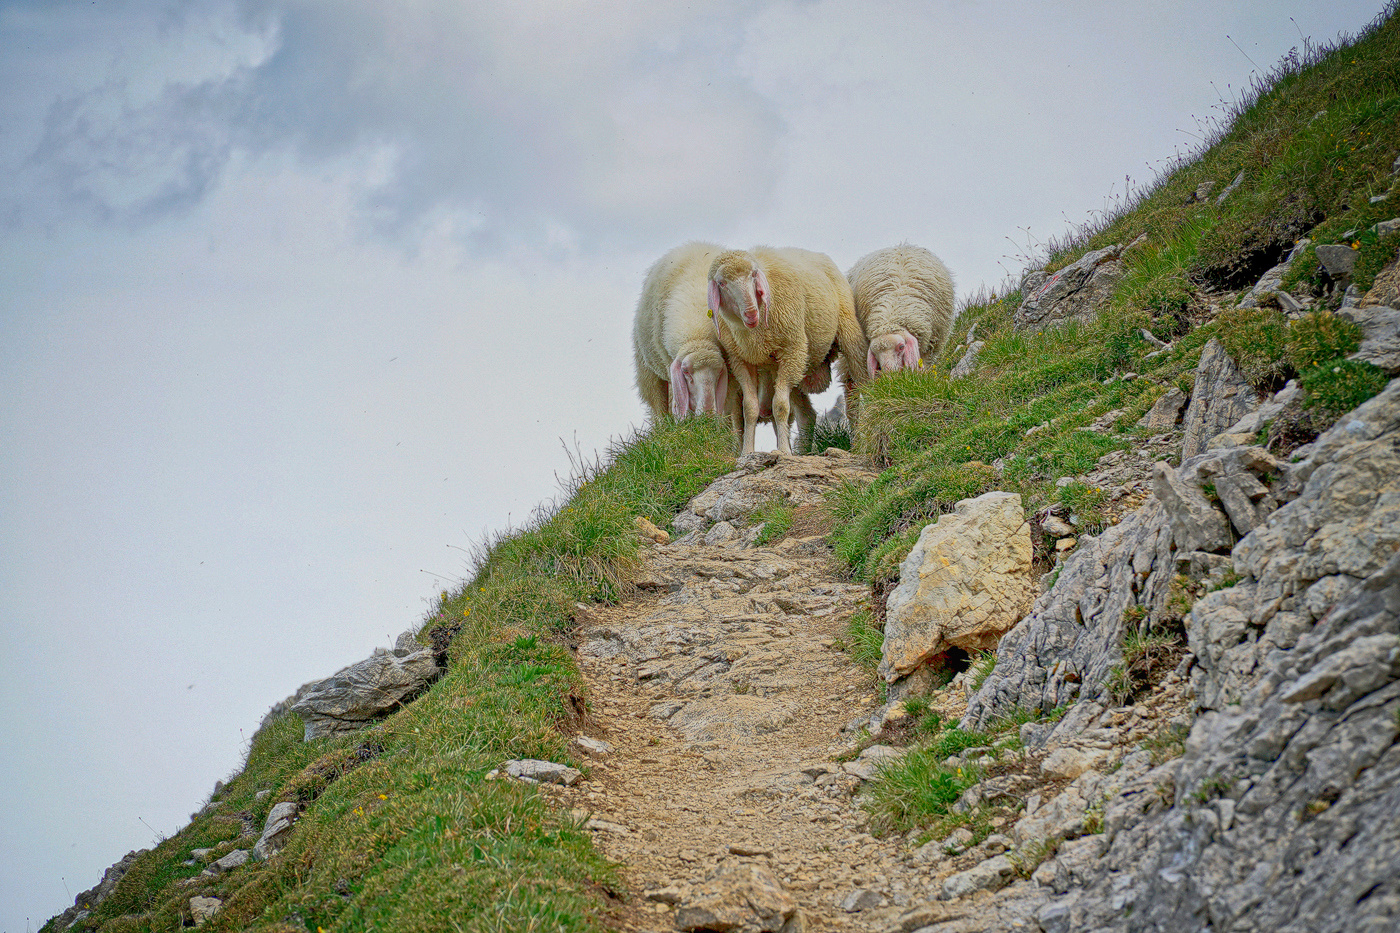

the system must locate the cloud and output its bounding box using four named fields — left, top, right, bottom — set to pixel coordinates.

left=7, top=0, right=788, bottom=249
